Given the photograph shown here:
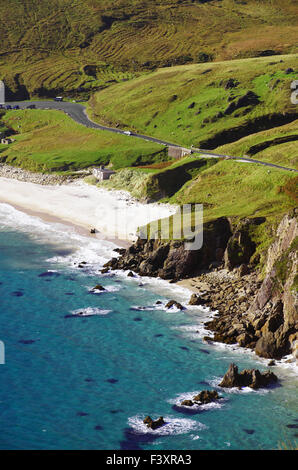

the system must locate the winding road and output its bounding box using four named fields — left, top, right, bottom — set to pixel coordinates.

left=6, top=100, right=298, bottom=173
